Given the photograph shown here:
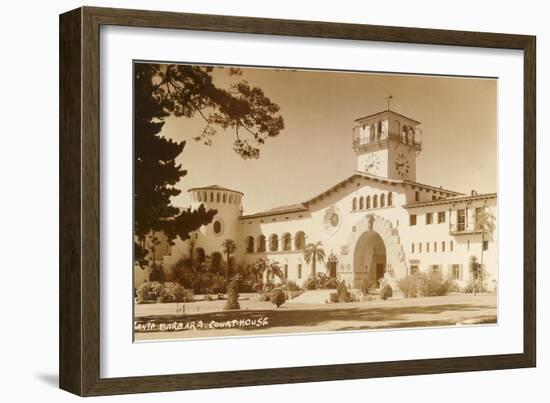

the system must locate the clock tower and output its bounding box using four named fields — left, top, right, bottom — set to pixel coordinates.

left=352, top=110, right=422, bottom=181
